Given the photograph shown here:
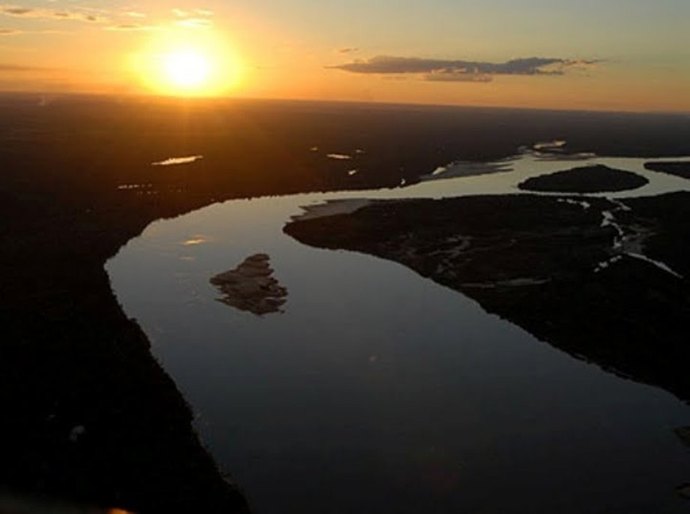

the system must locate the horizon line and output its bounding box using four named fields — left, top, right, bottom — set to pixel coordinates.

left=0, top=89, right=688, bottom=117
